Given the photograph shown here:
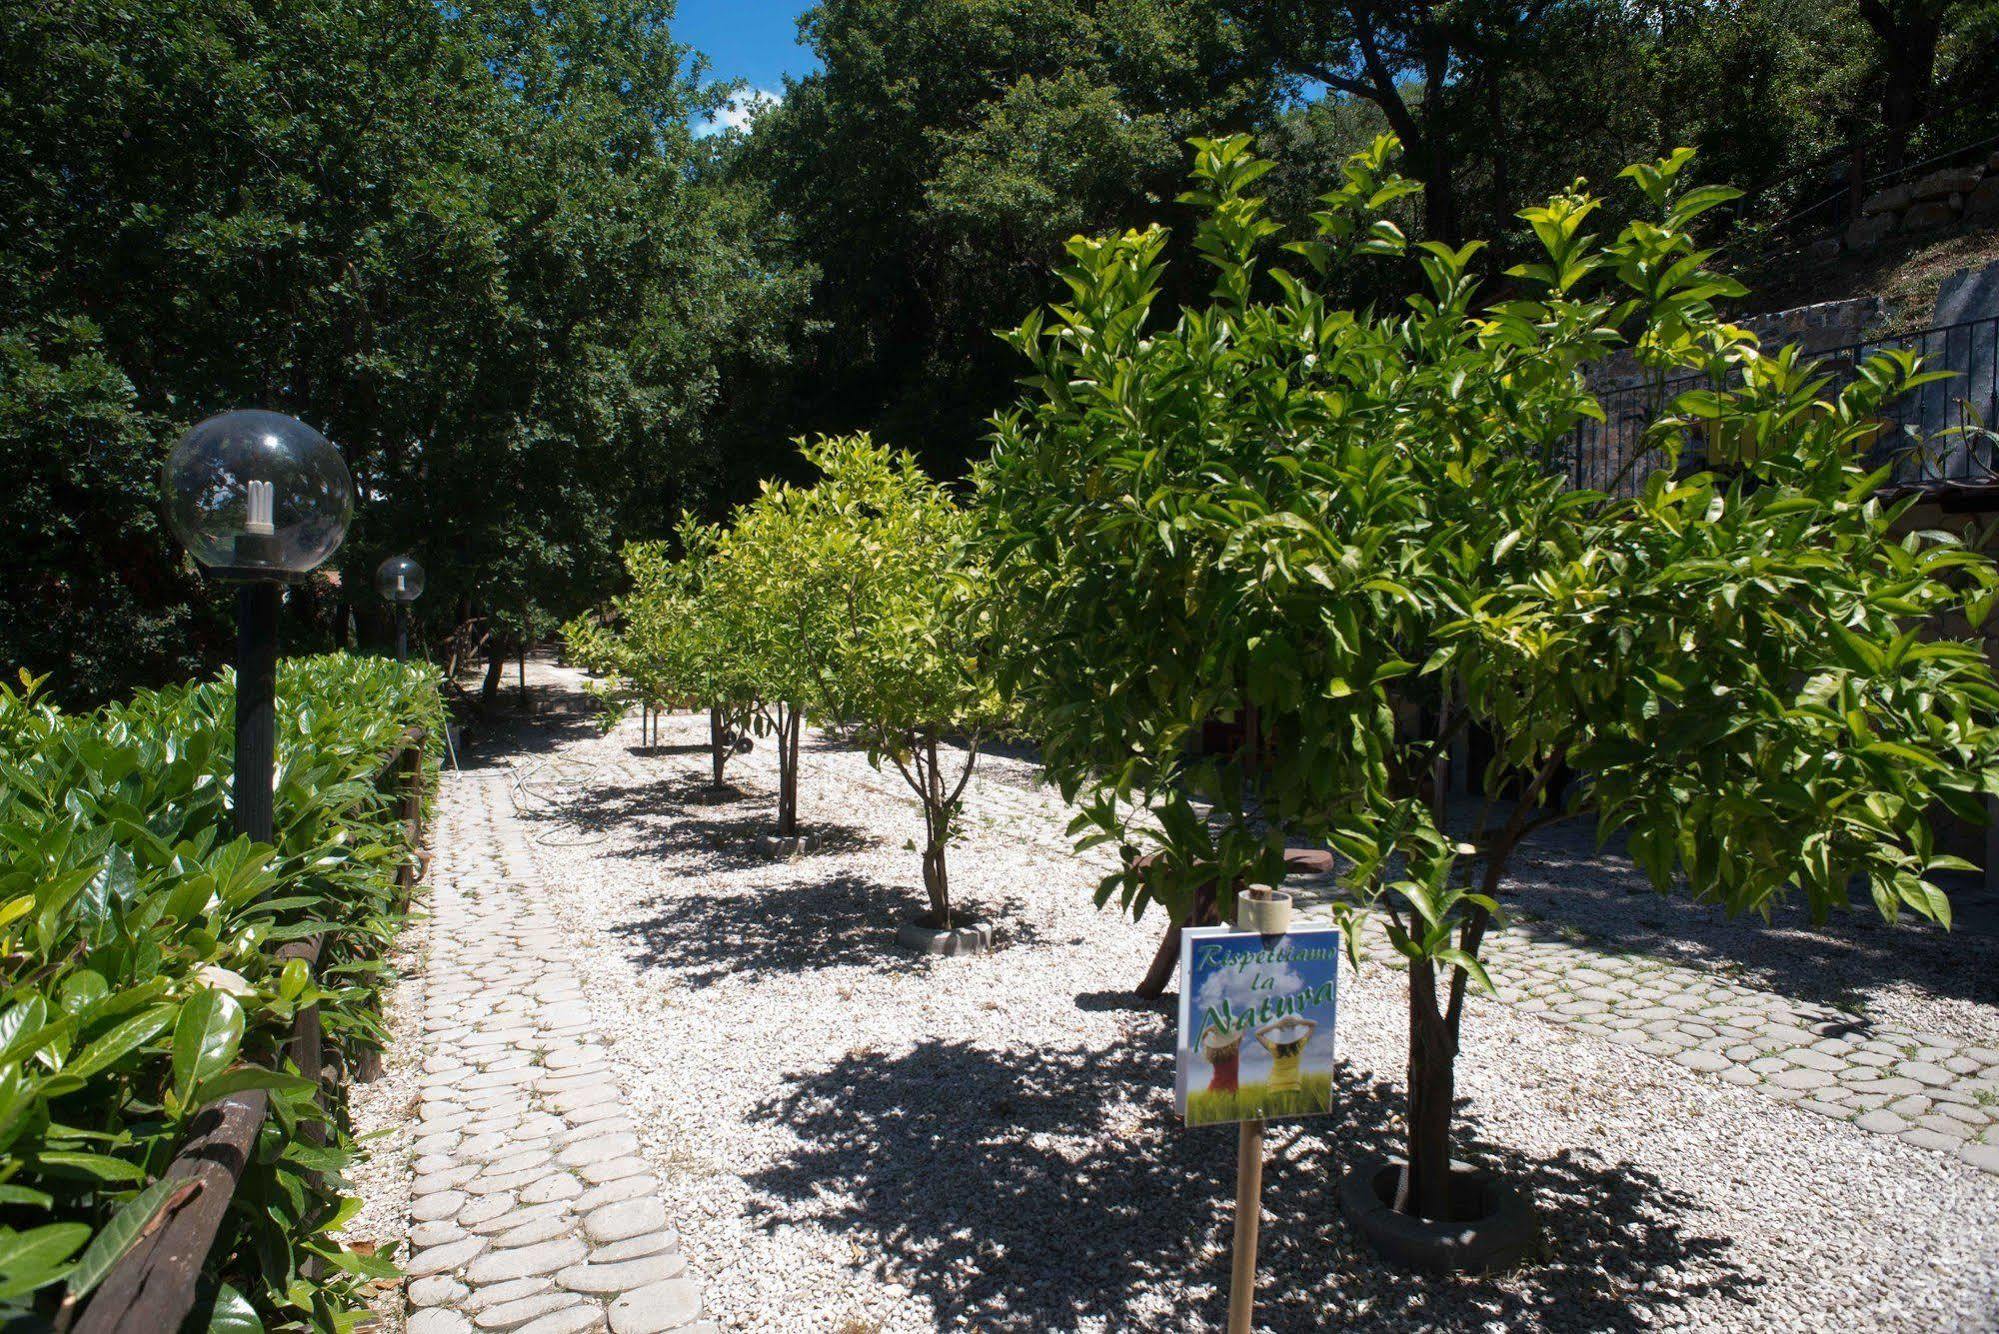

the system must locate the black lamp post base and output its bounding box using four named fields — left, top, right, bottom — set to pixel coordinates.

left=233, top=582, right=281, bottom=843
